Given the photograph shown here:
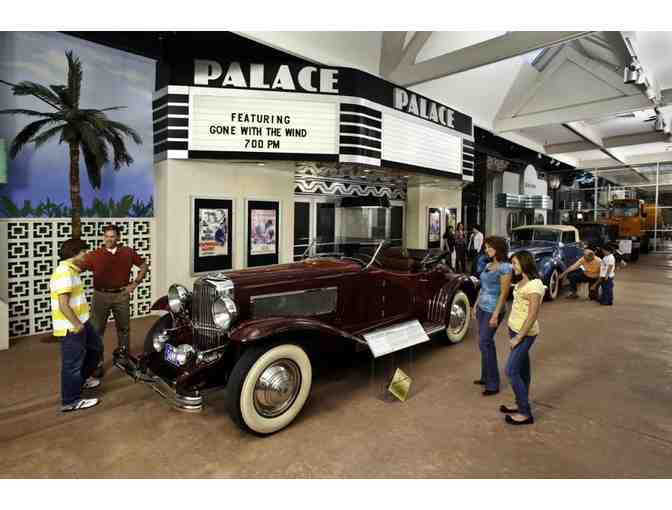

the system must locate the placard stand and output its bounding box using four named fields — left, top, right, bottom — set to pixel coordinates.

left=369, top=347, right=416, bottom=403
